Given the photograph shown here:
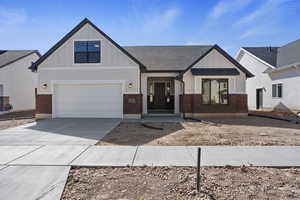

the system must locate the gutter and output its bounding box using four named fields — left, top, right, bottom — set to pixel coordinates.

left=264, top=62, right=300, bottom=73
